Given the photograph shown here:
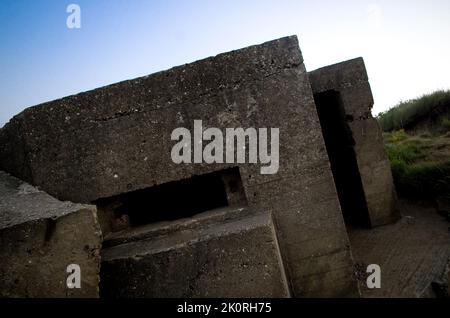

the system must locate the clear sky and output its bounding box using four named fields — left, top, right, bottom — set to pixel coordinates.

left=1, top=0, right=449, bottom=127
